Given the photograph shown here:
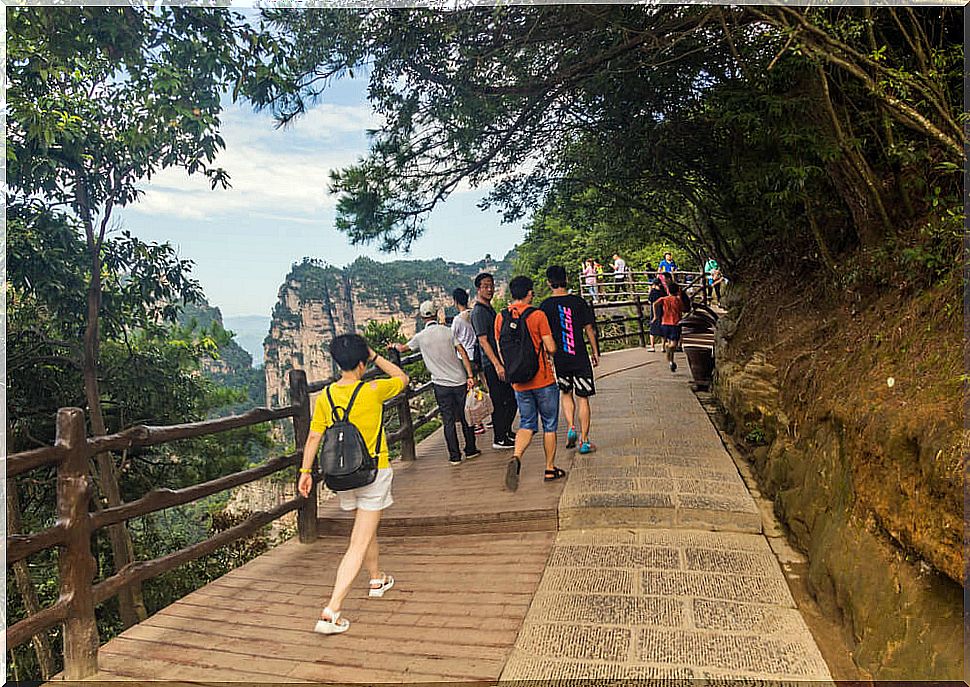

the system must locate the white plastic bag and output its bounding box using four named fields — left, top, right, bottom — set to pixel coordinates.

left=464, top=385, right=493, bottom=426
